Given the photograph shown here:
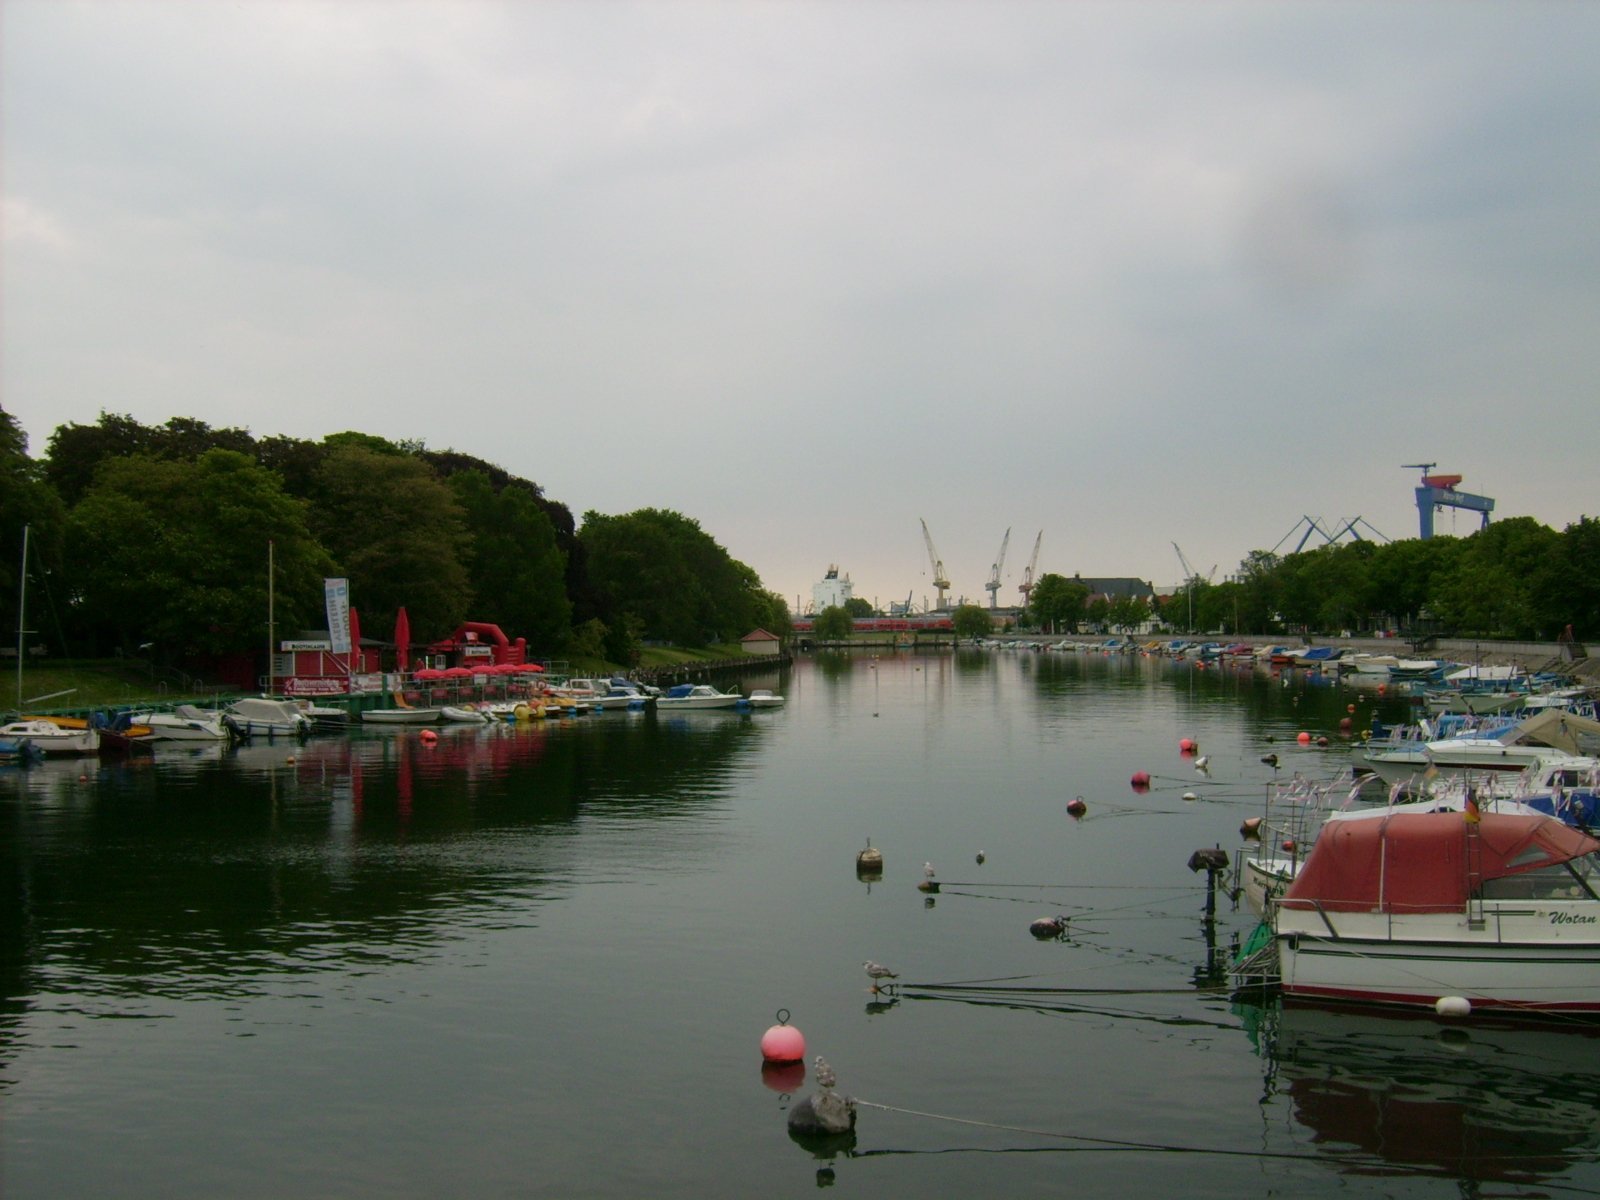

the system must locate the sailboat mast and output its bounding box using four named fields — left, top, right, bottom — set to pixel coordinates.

left=267, top=539, right=276, bottom=695
left=16, top=523, right=27, bottom=711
